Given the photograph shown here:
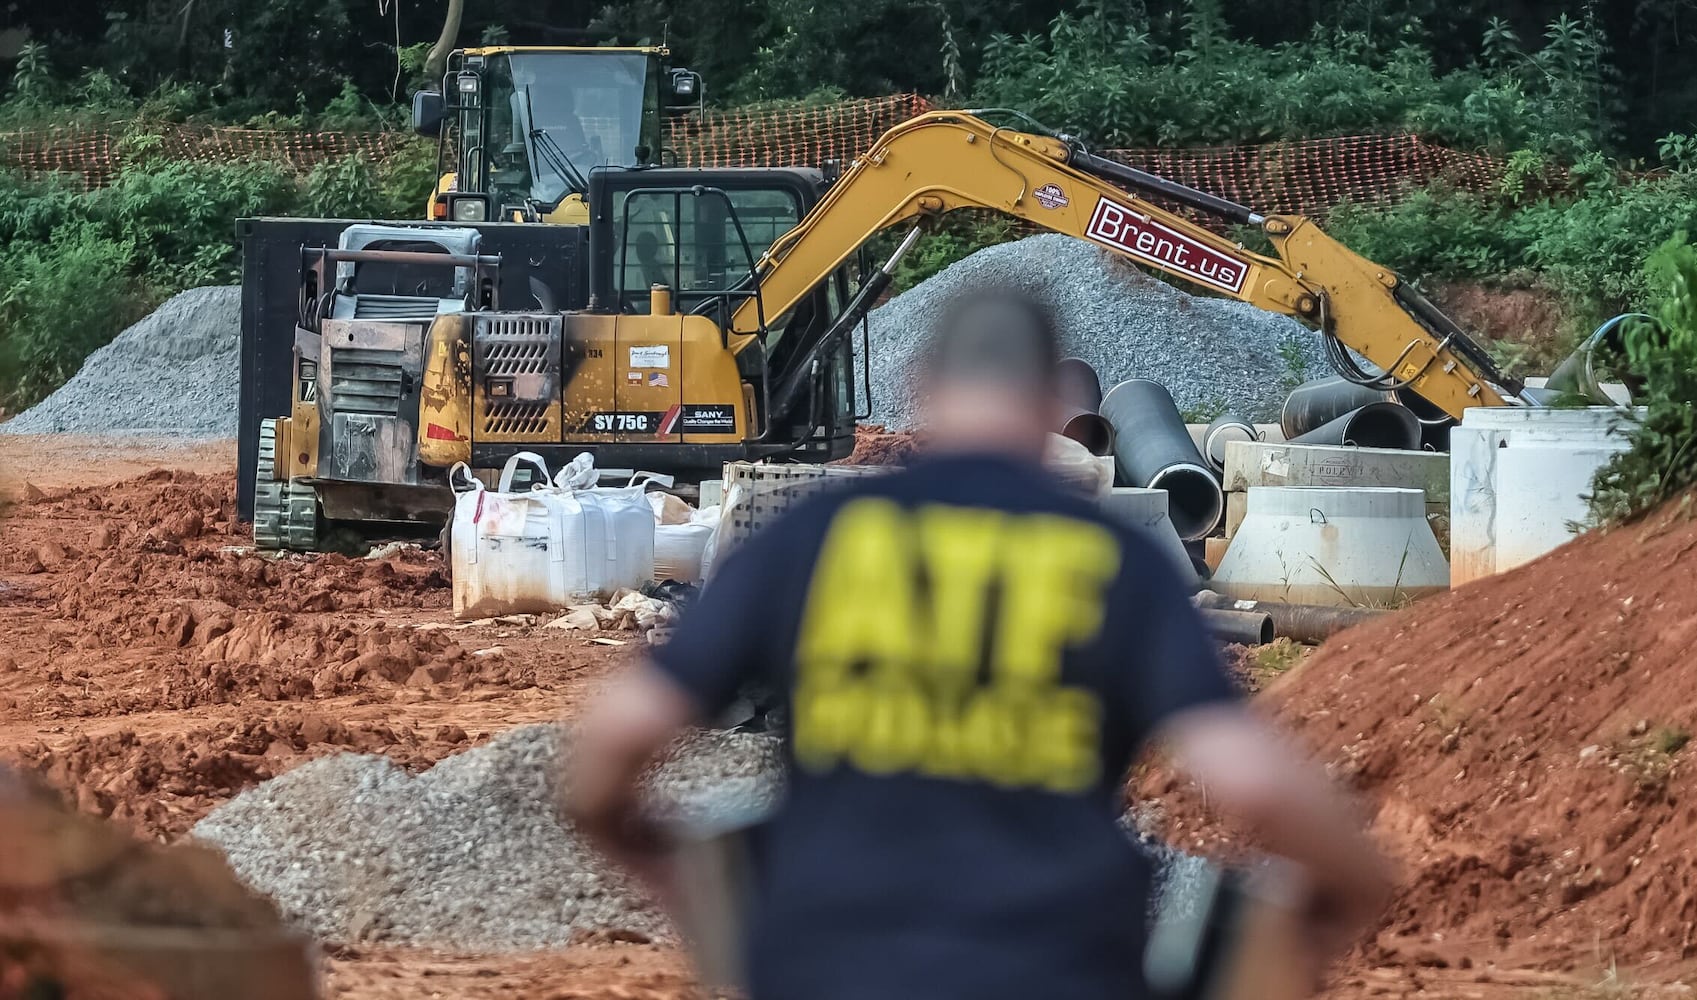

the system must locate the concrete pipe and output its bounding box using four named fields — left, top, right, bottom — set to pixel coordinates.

left=1280, top=376, right=1390, bottom=439
left=1099, top=379, right=1224, bottom=540
left=1055, top=357, right=1104, bottom=410
left=1289, top=402, right=1421, bottom=451
left=1193, top=590, right=1385, bottom=644
left=1202, top=415, right=1257, bottom=473
left=1392, top=387, right=1456, bottom=452
left=1199, top=607, right=1275, bottom=645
